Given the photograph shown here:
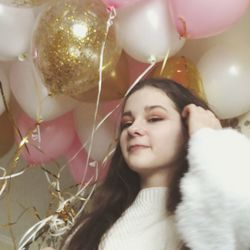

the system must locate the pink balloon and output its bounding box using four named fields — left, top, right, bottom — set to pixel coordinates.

left=101, top=0, right=142, bottom=9
left=66, top=137, right=108, bottom=185
left=101, top=100, right=121, bottom=125
left=16, top=111, right=76, bottom=165
left=168, top=0, right=250, bottom=39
